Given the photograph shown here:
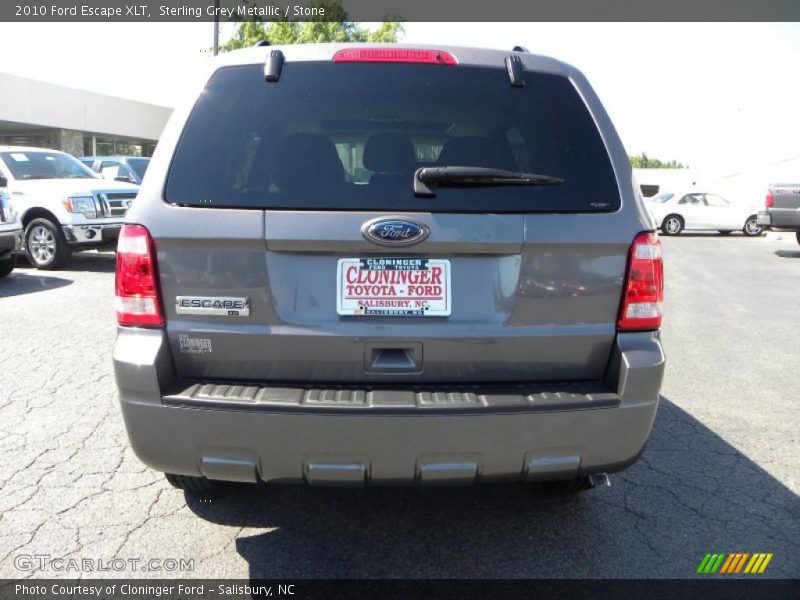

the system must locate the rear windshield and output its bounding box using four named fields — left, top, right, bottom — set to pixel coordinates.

left=165, top=62, right=620, bottom=213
